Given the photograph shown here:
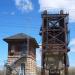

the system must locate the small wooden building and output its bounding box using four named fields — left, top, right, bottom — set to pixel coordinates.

left=3, top=33, right=39, bottom=75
